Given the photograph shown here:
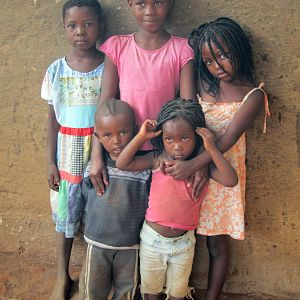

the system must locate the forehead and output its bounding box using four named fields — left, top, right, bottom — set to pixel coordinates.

left=201, top=37, right=228, bottom=57
left=96, top=113, right=133, bottom=129
left=162, top=118, right=193, bottom=133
